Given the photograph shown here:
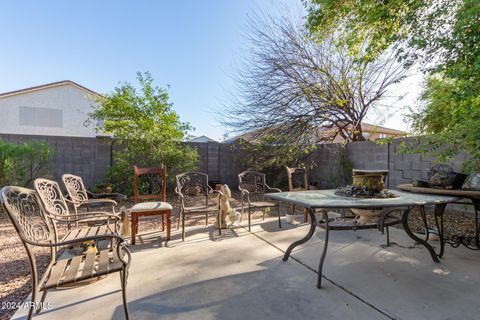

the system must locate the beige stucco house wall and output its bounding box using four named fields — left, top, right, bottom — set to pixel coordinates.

left=0, top=81, right=101, bottom=137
